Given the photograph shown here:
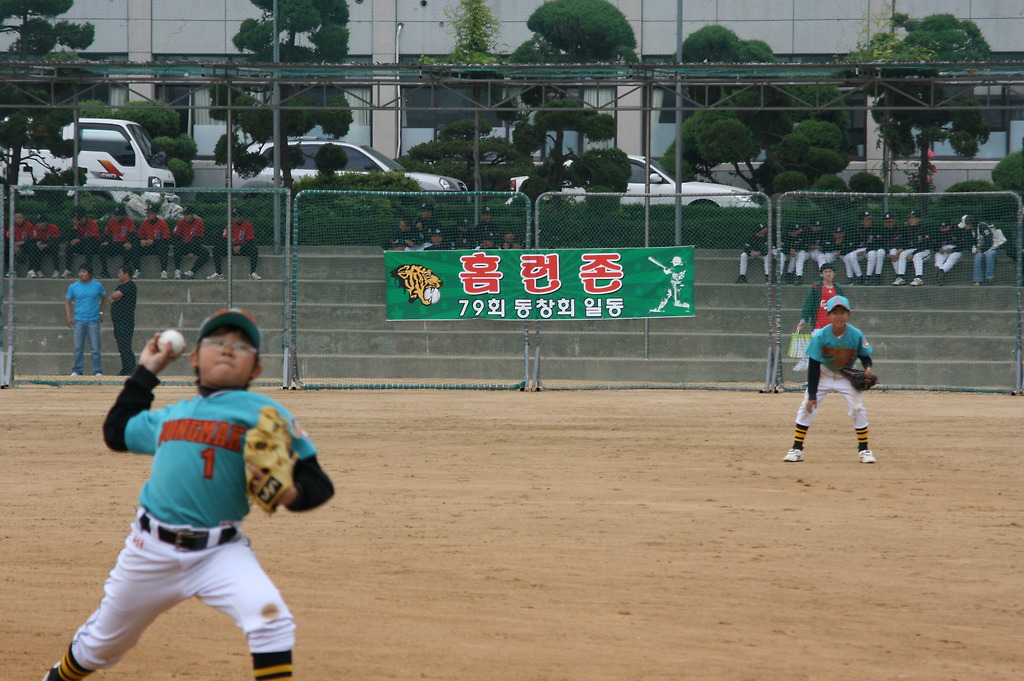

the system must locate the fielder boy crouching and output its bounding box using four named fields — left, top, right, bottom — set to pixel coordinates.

left=784, top=295, right=877, bottom=464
